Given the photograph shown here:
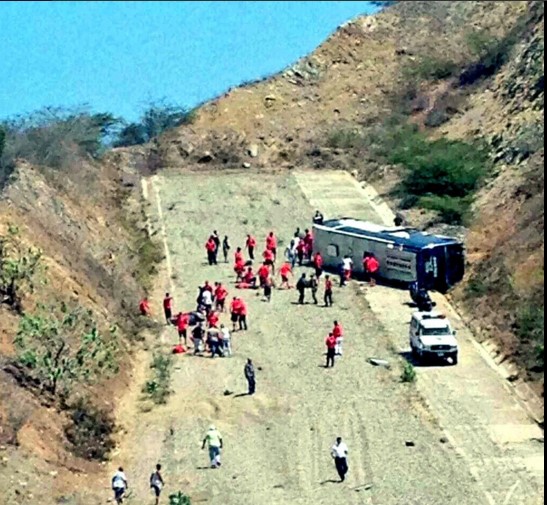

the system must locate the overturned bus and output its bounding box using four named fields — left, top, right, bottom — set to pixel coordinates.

left=312, top=218, right=465, bottom=293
